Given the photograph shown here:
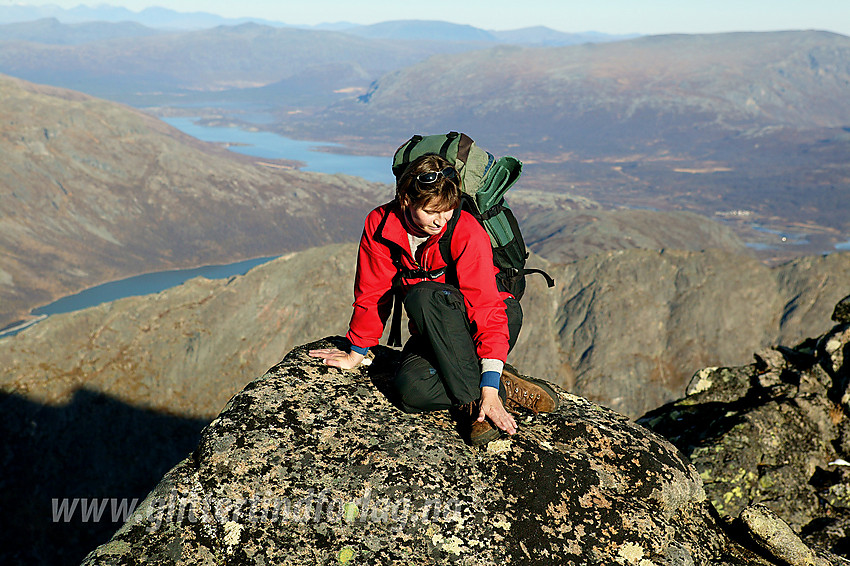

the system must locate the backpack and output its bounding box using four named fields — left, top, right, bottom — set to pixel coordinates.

left=386, top=131, right=554, bottom=346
